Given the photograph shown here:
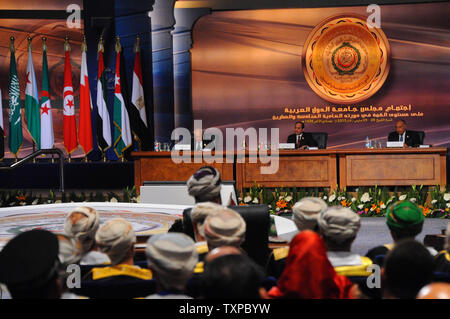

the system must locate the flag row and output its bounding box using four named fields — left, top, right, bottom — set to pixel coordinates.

left=0, top=35, right=150, bottom=160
